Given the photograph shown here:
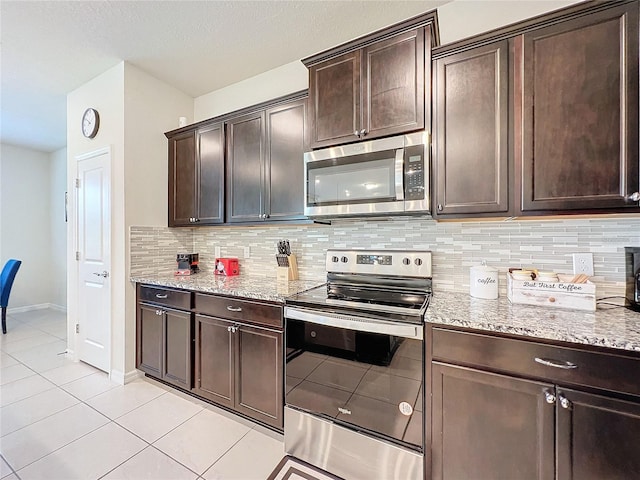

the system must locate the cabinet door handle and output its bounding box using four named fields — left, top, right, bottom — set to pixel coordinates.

left=155, top=309, right=164, bottom=316
left=155, top=294, right=168, bottom=299
left=227, top=326, right=232, bottom=332
left=626, top=192, right=640, bottom=202
left=559, top=395, right=572, bottom=410
left=437, top=204, right=443, bottom=212
left=359, top=129, right=367, bottom=137
left=354, top=130, right=360, bottom=138
left=534, top=357, right=577, bottom=369
left=544, top=391, right=556, bottom=404
left=226, top=306, right=242, bottom=312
